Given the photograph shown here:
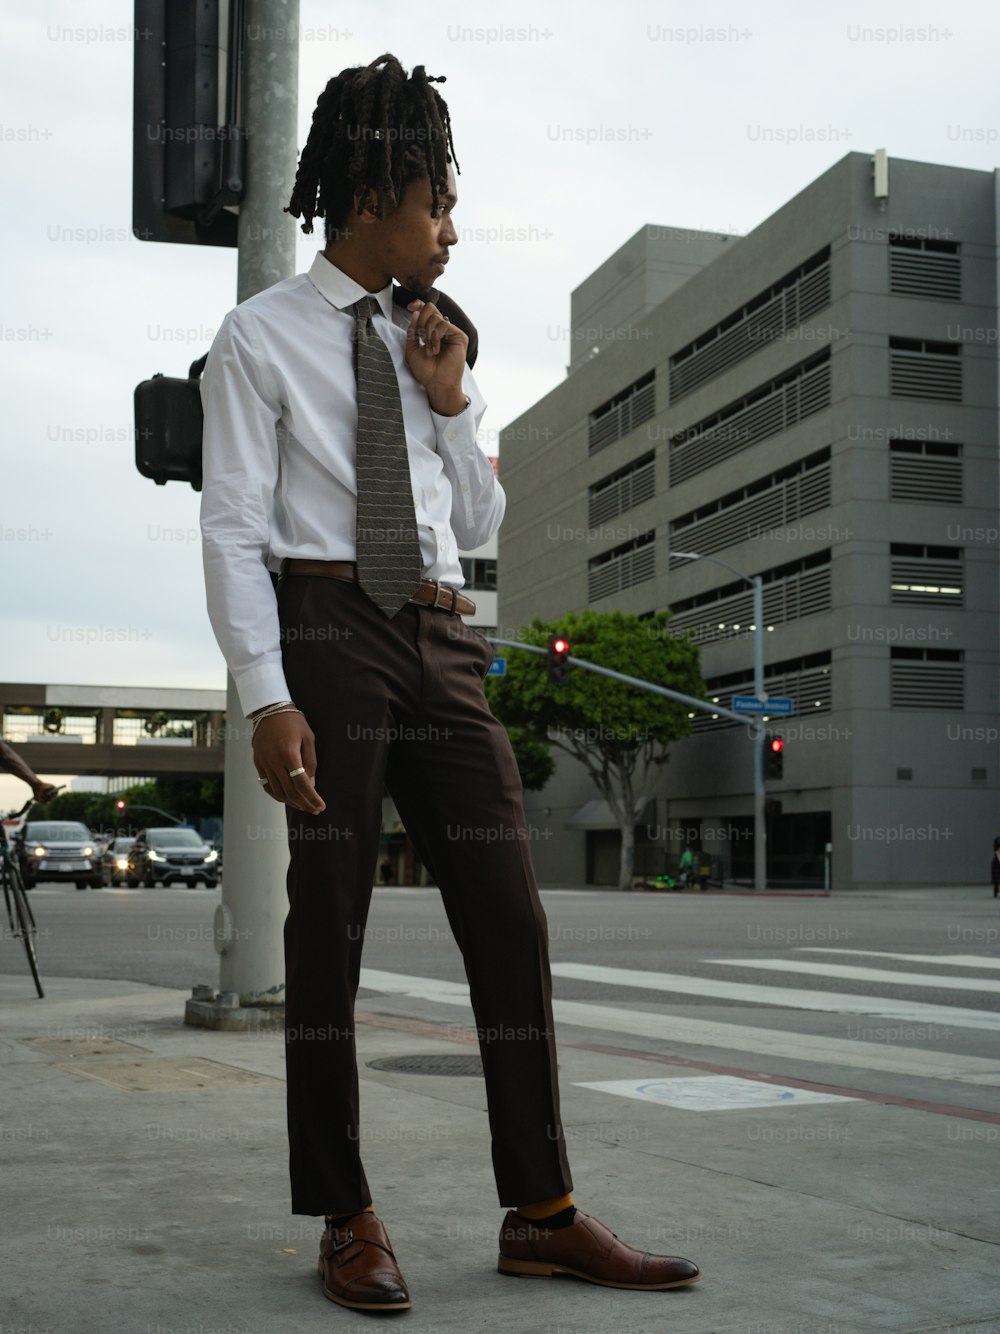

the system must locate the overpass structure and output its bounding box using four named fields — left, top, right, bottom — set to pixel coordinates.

left=0, top=683, right=226, bottom=779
